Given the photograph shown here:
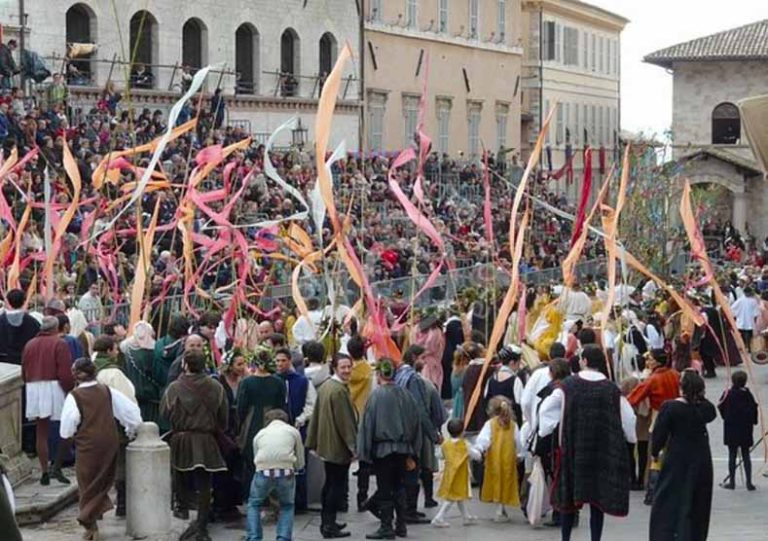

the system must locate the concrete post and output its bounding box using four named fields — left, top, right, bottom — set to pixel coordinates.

left=126, top=422, right=171, bottom=539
